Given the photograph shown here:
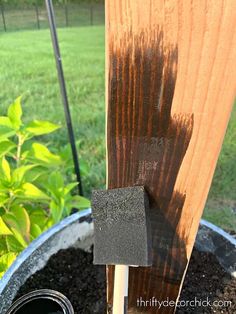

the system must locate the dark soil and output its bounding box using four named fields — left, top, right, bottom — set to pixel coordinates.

left=15, top=248, right=106, bottom=314
left=177, top=250, right=236, bottom=314
left=15, top=247, right=235, bottom=314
